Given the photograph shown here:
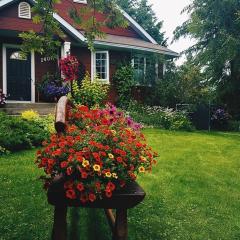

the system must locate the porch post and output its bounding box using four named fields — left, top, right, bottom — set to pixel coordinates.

left=163, top=63, right=166, bottom=76
left=61, top=42, right=71, bottom=58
